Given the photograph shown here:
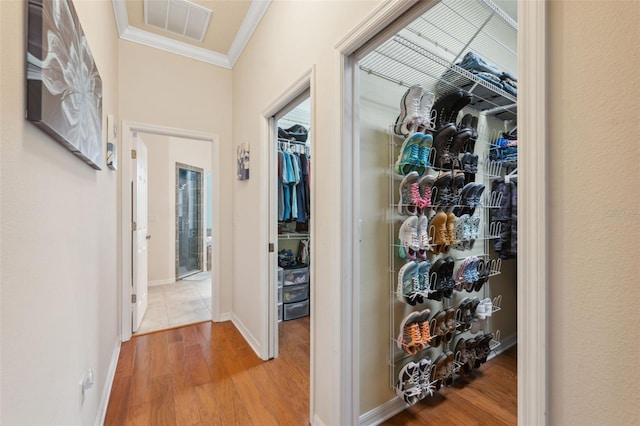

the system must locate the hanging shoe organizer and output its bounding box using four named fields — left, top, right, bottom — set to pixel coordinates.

left=366, top=0, right=517, bottom=406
